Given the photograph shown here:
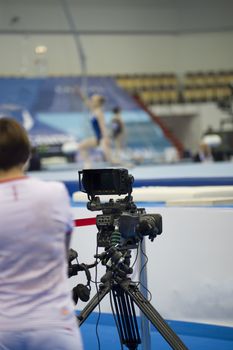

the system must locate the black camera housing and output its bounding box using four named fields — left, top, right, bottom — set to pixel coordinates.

left=79, top=168, right=162, bottom=248
left=79, top=168, right=133, bottom=198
